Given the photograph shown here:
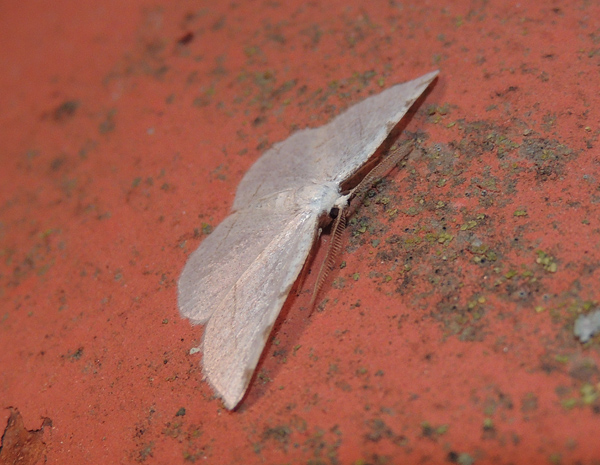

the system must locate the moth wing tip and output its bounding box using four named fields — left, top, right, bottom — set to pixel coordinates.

left=420, top=69, right=440, bottom=85
left=177, top=288, right=212, bottom=324
left=221, top=393, right=242, bottom=410
left=207, top=378, right=245, bottom=411
left=202, top=351, right=256, bottom=410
